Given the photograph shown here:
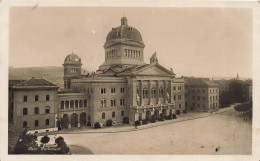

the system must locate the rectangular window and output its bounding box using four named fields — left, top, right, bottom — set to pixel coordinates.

left=203, top=96, right=205, bottom=100
left=23, top=108, right=27, bottom=115
left=34, top=107, right=39, bottom=114
left=102, top=113, right=105, bottom=119
left=101, top=99, right=106, bottom=107
left=35, top=95, right=39, bottom=101
left=120, top=98, right=125, bottom=106
left=197, top=89, right=200, bottom=93
left=46, top=95, right=50, bottom=101
left=193, top=96, right=195, bottom=100
left=178, top=86, right=182, bottom=90
left=84, top=100, right=87, bottom=107
left=101, top=88, right=106, bottom=94
left=35, top=120, right=39, bottom=127
left=173, top=86, right=176, bottom=90
left=121, top=110, right=124, bottom=116
left=202, top=89, right=205, bottom=93
left=45, top=108, right=50, bottom=114
left=179, top=104, right=181, bottom=109
left=198, top=96, right=200, bottom=101
left=120, top=88, right=125, bottom=93
left=111, top=99, right=116, bottom=107
left=111, top=88, right=116, bottom=93
left=174, top=95, right=176, bottom=101
left=24, top=96, right=27, bottom=102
